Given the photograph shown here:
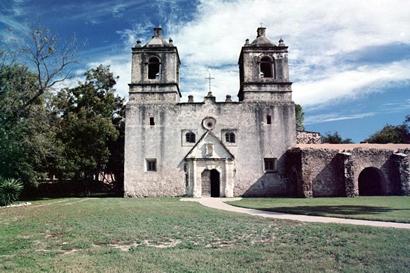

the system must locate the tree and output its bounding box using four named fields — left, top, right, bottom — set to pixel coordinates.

left=364, top=122, right=410, bottom=144
left=0, top=64, right=56, bottom=189
left=51, top=65, right=124, bottom=188
left=1, top=26, right=76, bottom=125
left=321, top=131, right=353, bottom=144
left=295, top=104, right=304, bottom=131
